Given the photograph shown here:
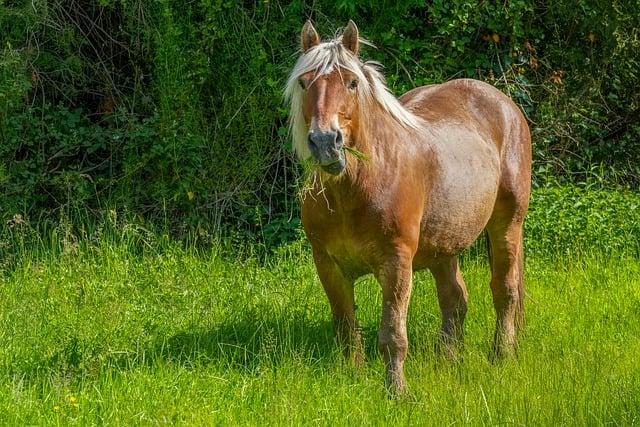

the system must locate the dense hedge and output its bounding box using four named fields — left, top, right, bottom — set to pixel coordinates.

left=526, top=186, right=640, bottom=257
left=2, top=187, right=639, bottom=276
left=1, top=0, right=639, bottom=232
